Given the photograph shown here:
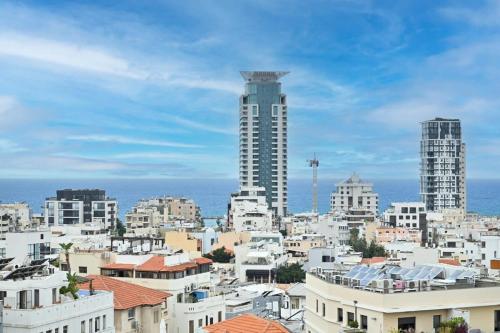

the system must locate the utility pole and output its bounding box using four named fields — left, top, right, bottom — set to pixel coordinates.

left=308, top=153, right=319, bottom=213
